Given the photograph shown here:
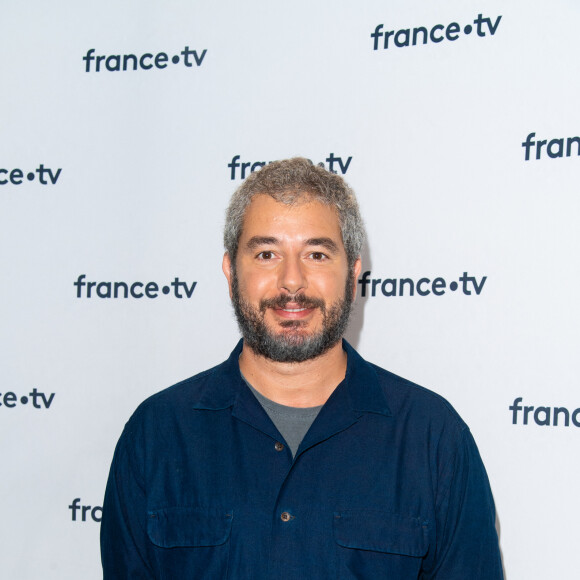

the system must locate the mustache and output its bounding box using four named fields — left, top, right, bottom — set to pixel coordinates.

left=259, top=294, right=325, bottom=312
